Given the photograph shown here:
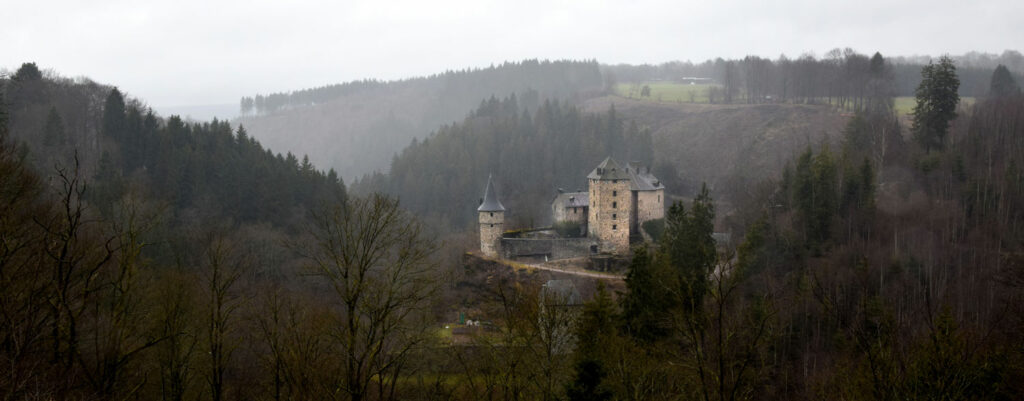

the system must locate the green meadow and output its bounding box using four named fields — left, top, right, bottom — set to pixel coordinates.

left=615, top=82, right=721, bottom=103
